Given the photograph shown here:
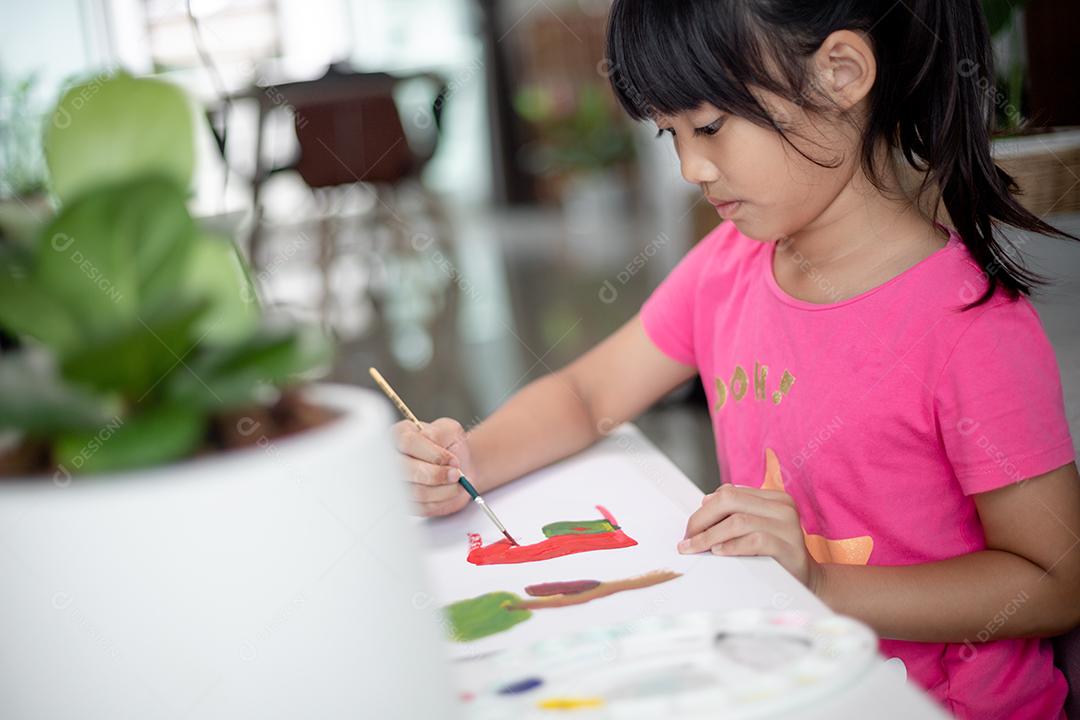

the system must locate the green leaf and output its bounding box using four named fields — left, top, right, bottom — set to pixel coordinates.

left=44, top=73, right=195, bottom=205
left=983, top=0, right=1021, bottom=36
left=513, top=86, right=554, bottom=124
left=0, top=351, right=121, bottom=435
left=180, top=233, right=261, bottom=345
left=0, top=245, right=81, bottom=351
left=53, top=402, right=204, bottom=474
left=166, top=324, right=332, bottom=410
left=34, top=177, right=197, bottom=348
left=60, top=302, right=207, bottom=400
